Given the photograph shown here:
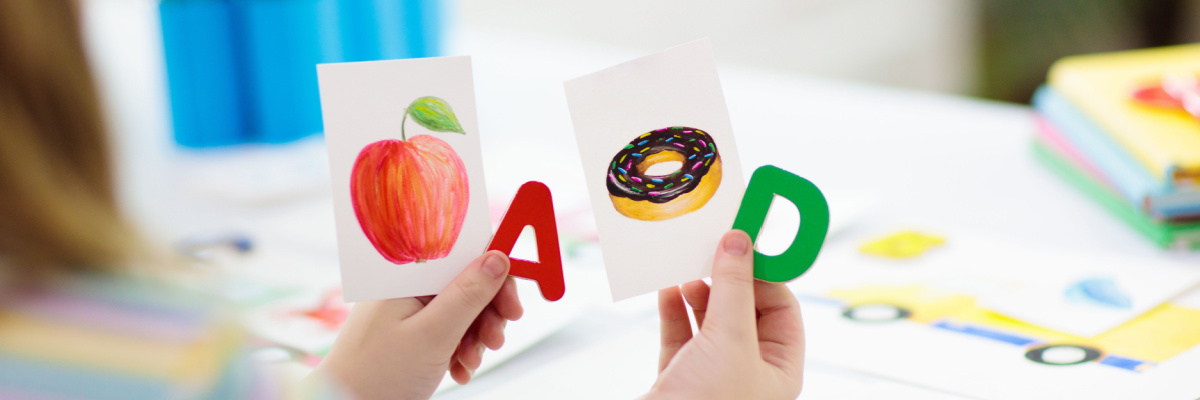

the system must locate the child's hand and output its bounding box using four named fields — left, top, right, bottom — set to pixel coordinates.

left=317, top=250, right=522, bottom=400
left=645, top=230, right=805, bottom=400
